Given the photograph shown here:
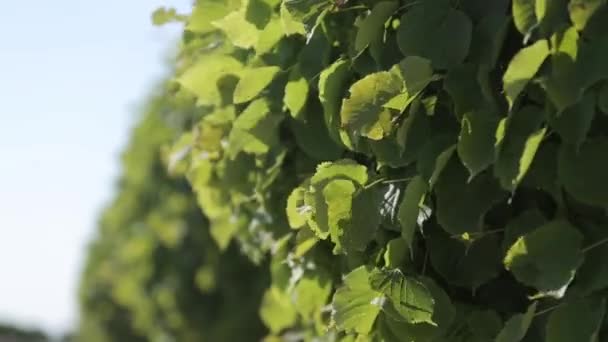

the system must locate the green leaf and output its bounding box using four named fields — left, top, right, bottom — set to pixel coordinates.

left=286, top=186, right=308, bottom=229
left=290, top=103, right=343, bottom=161
left=504, top=220, right=583, bottom=294
left=384, top=57, right=434, bottom=112
left=512, top=0, right=538, bottom=36
left=550, top=92, right=595, bottom=148
left=435, top=156, right=504, bottom=235
left=569, top=0, right=606, bottom=31
left=545, top=298, right=606, bottom=342
left=332, top=266, right=383, bottom=334
left=209, top=215, right=244, bottom=250
left=397, top=0, right=473, bottom=69
left=502, top=210, right=546, bottom=252
left=293, top=271, right=332, bottom=320
left=444, top=64, right=486, bottom=118
left=177, top=55, right=243, bottom=106
left=395, top=103, right=432, bottom=165
left=323, top=179, right=357, bottom=252
left=259, top=286, right=298, bottom=333
left=427, top=227, right=502, bottom=288
left=304, top=160, right=369, bottom=240
left=256, top=19, right=286, bottom=55
left=152, top=7, right=184, bottom=26
left=384, top=238, right=409, bottom=269
left=294, top=227, right=319, bottom=257
left=369, top=269, right=435, bottom=325
left=280, top=2, right=306, bottom=35
left=318, top=59, right=353, bottom=147
left=398, top=176, right=428, bottom=248
left=503, top=39, right=550, bottom=108
left=377, top=278, right=455, bottom=341
left=558, top=138, right=608, bottom=207
left=541, top=26, right=583, bottom=113
left=283, top=0, right=331, bottom=34
left=212, top=0, right=272, bottom=48
left=228, top=98, right=283, bottom=156
left=494, top=106, right=547, bottom=192
left=234, top=66, right=281, bottom=104
left=347, top=188, right=383, bottom=253
left=311, top=159, right=368, bottom=187
left=495, top=302, right=537, bottom=342
left=598, top=82, right=608, bottom=113
left=355, top=2, right=399, bottom=52
left=341, top=70, right=404, bottom=141
left=457, top=109, right=500, bottom=179
left=186, top=1, right=238, bottom=34
left=573, top=225, right=608, bottom=294
left=284, top=66, right=309, bottom=118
